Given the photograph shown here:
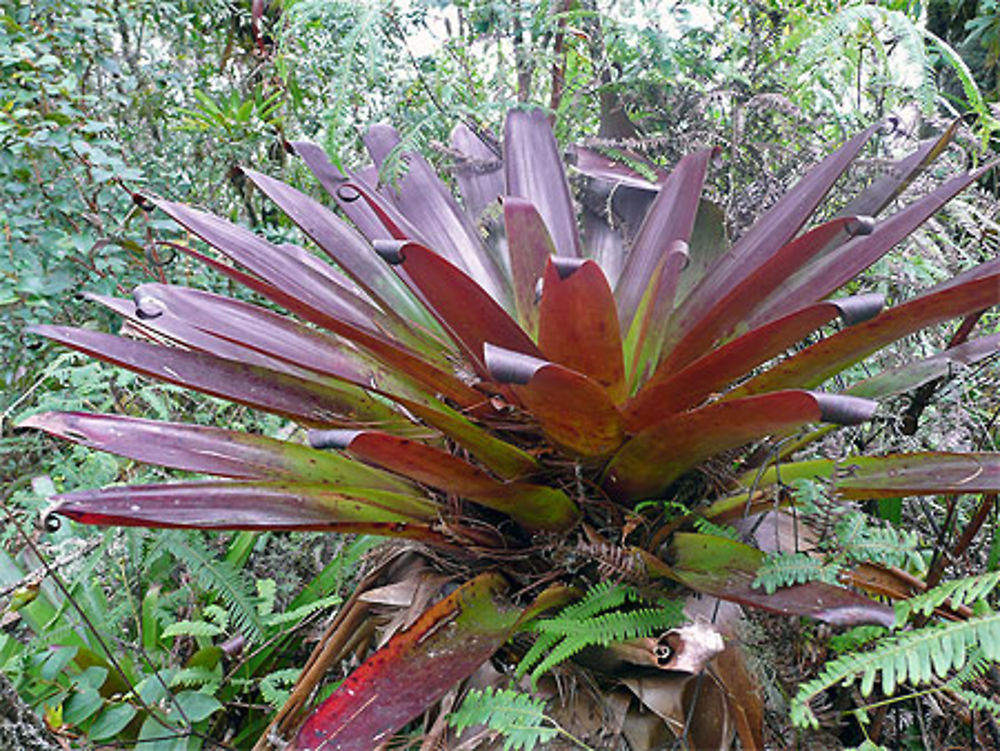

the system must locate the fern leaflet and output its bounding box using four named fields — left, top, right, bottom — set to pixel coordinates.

left=449, top=688, right=558, bottom=751
left=517, top=583, right=684, bottom=682
left=791, top=610, right=1000, bottom=728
